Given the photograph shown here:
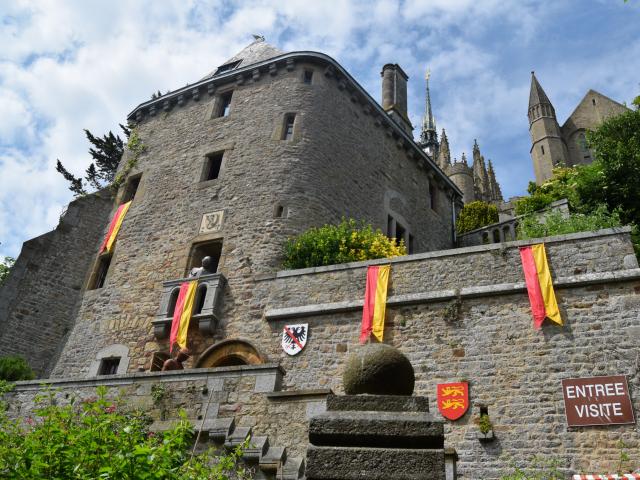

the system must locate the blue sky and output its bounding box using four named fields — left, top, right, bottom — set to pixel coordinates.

left=1, top=0, right=639, bottom=259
